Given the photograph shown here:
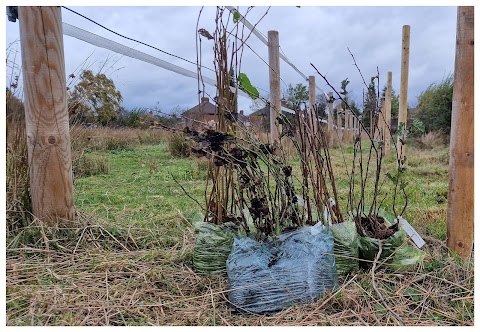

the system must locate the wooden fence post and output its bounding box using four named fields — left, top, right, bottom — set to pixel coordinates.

left=378, top=102, right=385, bottom=141
left=346, top=111, right=351, bottom=143
left=268, top=30, right=281, bottom=146
left=384, top=71, right=393, bottom=153
left=18, top=6, right=75, bottom=224
left=397, top=25, right=410, bottom=163
left=336, top=104, right=342, bottom=145
left=327, top=92, right=334, bottom=146
left=308, top=75, right=317, bottom=133
left=447, top=6, right=474, bottom=257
